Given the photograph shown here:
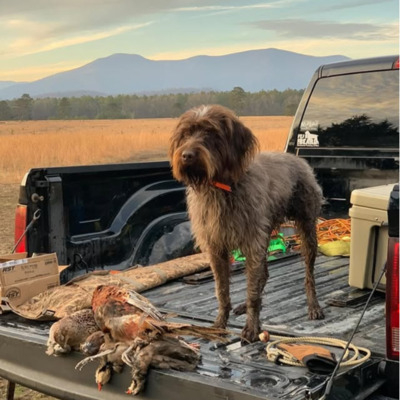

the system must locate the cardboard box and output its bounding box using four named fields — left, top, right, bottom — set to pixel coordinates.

left=0, top=253, right=60, bottom=306
left=348, top=183, right=396, bottom=291
left=2, top=274, right=60, bottom=306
